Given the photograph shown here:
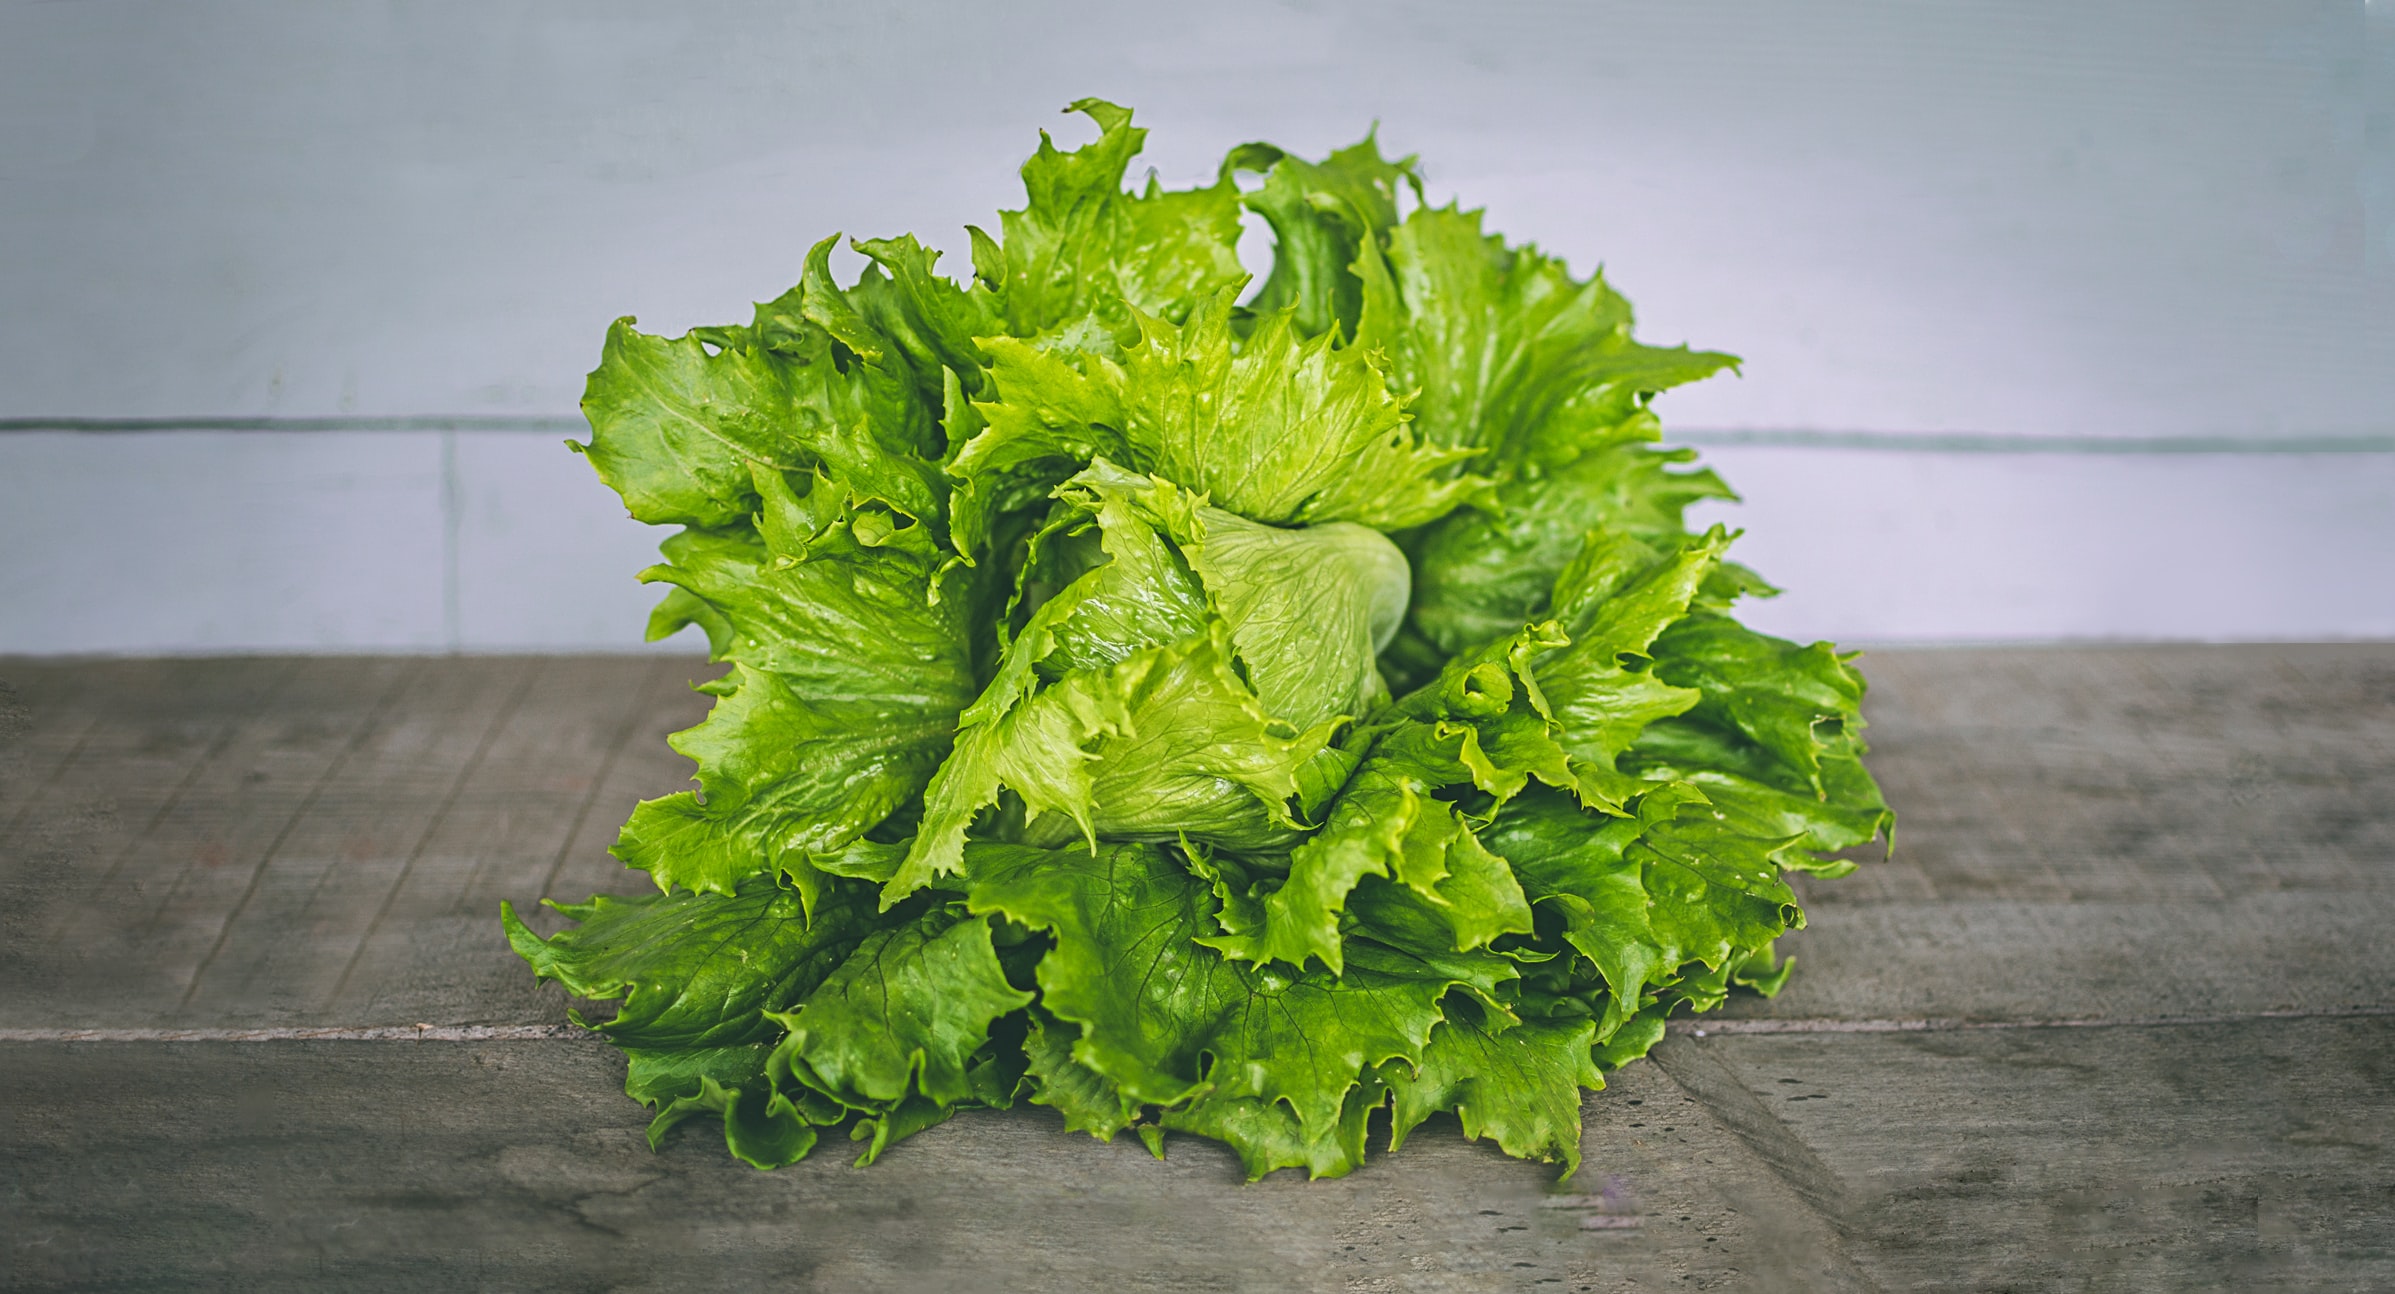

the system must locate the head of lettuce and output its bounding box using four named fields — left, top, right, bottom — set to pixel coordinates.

left=502, top=101, right=1892, bottom=1179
